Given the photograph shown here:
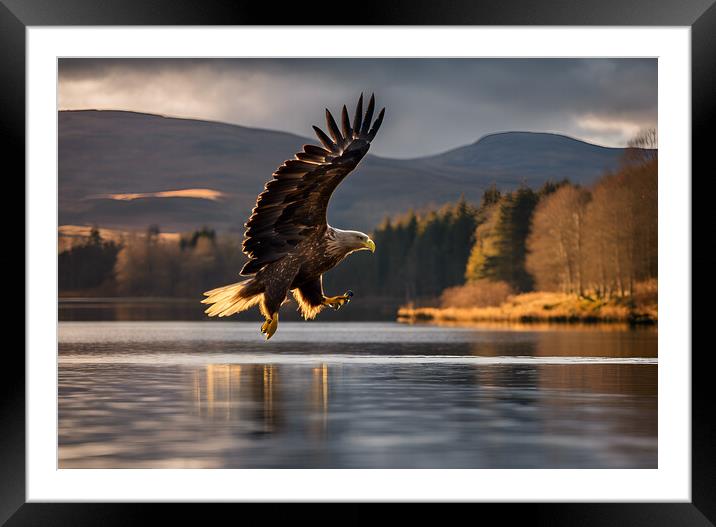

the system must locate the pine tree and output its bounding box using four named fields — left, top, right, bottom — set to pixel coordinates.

left=482, top=186, right=538, bottom=291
